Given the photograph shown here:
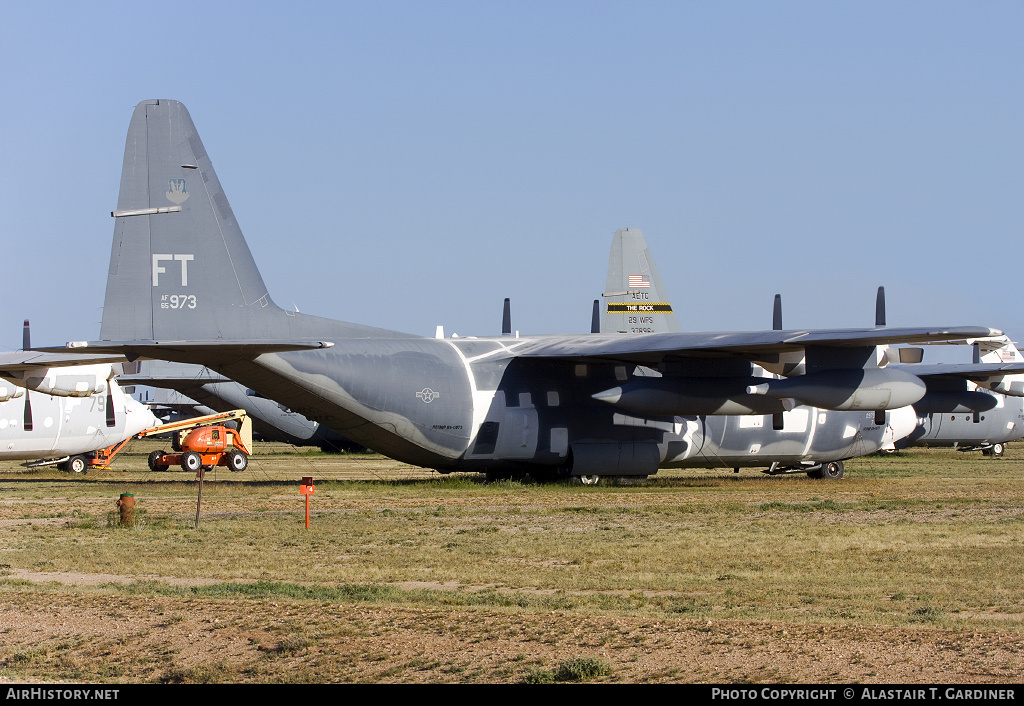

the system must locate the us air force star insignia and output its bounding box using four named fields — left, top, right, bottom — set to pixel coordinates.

left=416, top=388, right=440, bottom=403
left=166, top=179, right=190, bottom=204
